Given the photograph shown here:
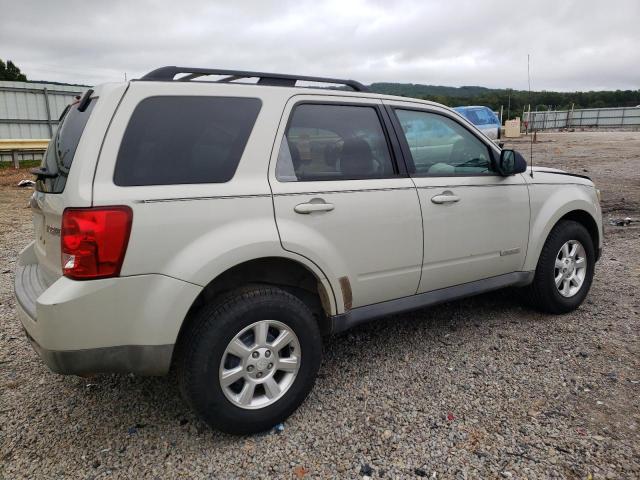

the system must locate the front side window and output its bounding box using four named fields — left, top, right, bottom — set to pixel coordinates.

left=395, top=109, right=494, bottom=176
left=114, top=96, right=261, bottom=186
left=276, top=104, right=396, bottom=182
